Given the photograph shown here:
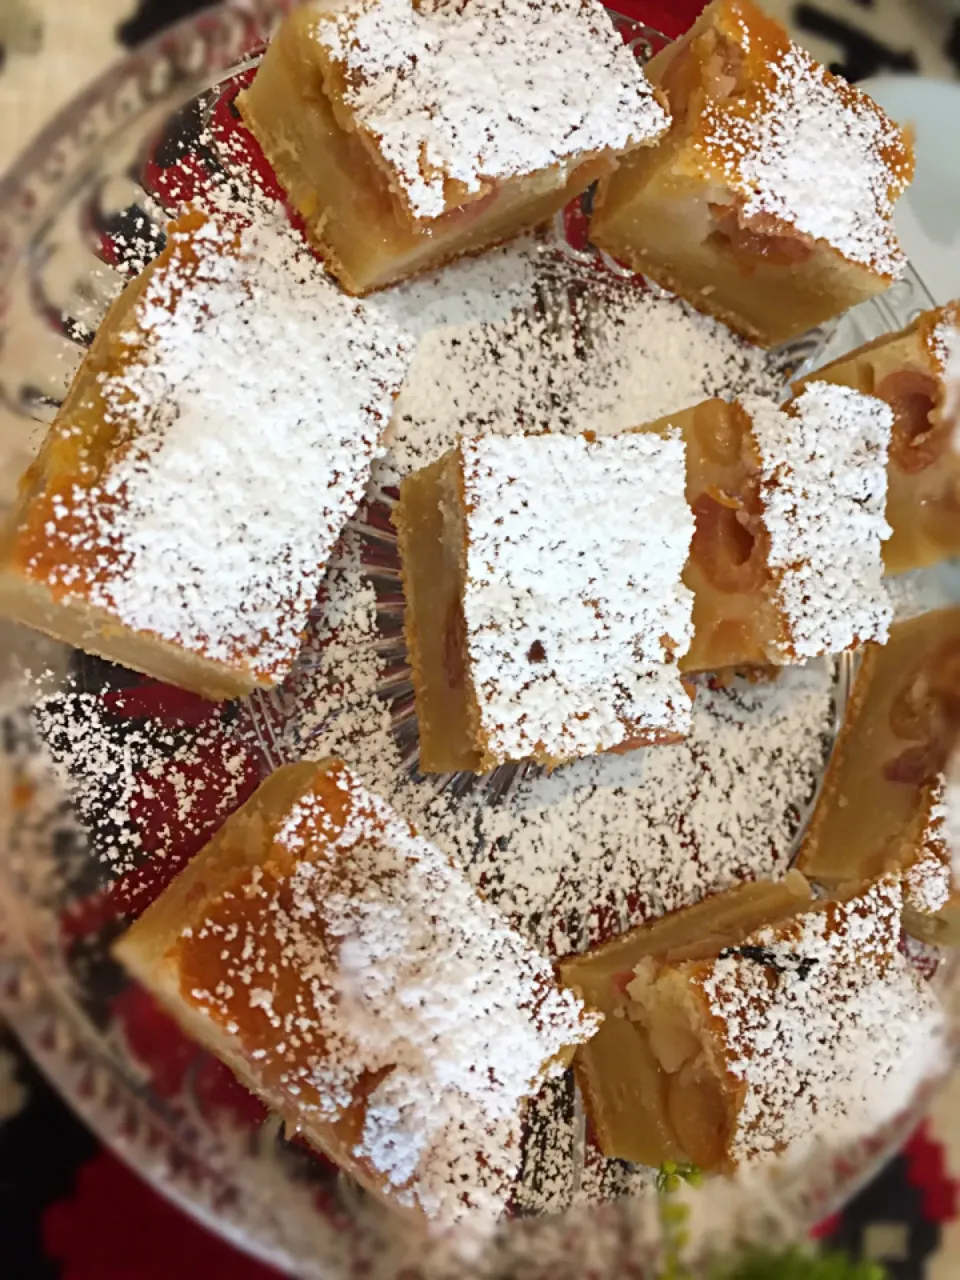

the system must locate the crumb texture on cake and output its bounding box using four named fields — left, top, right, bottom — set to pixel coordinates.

left=145, top=761, right=598, bottom=1224
left=3, top=201, right=410, bottom=687
left=902, top=775, right=953, bottom=917
left=630, top=877, right=944, bottom=1169
left=699, top=0, right=912, bottom=276
left=742, top=381, right=892, bottom=659
left=310, top=0, right=669, bottom=220
left=460, top=432, right=695, bottom=764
